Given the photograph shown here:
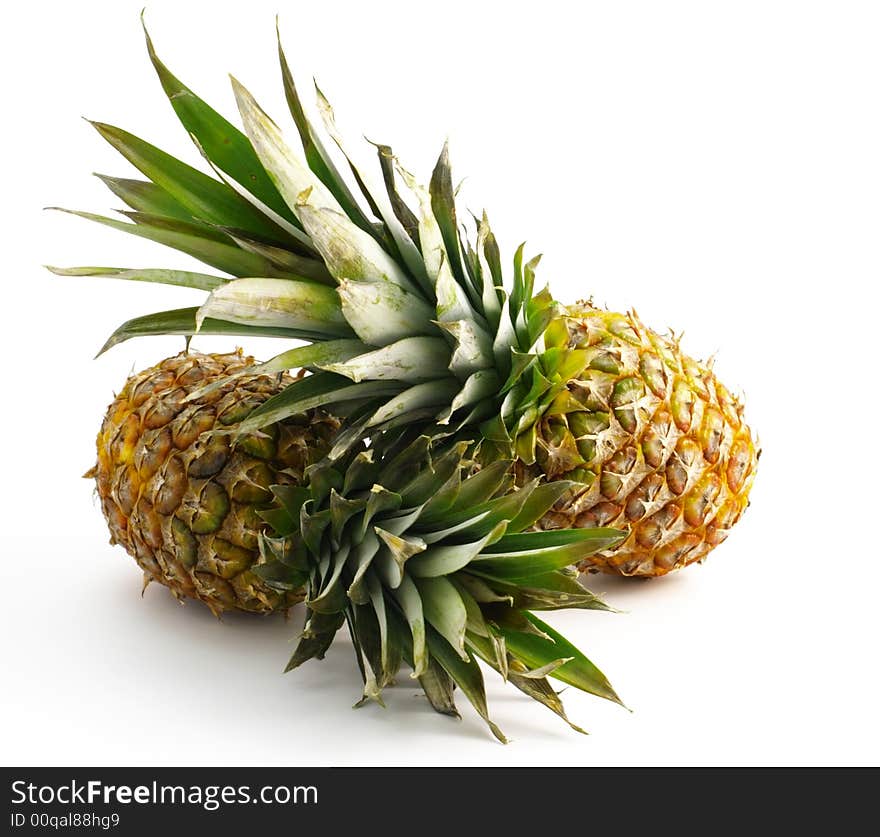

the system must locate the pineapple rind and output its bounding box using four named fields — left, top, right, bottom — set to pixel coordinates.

left=529, top=304, right=759, bottom=576
left=93, top=351, right=339, bottom=614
